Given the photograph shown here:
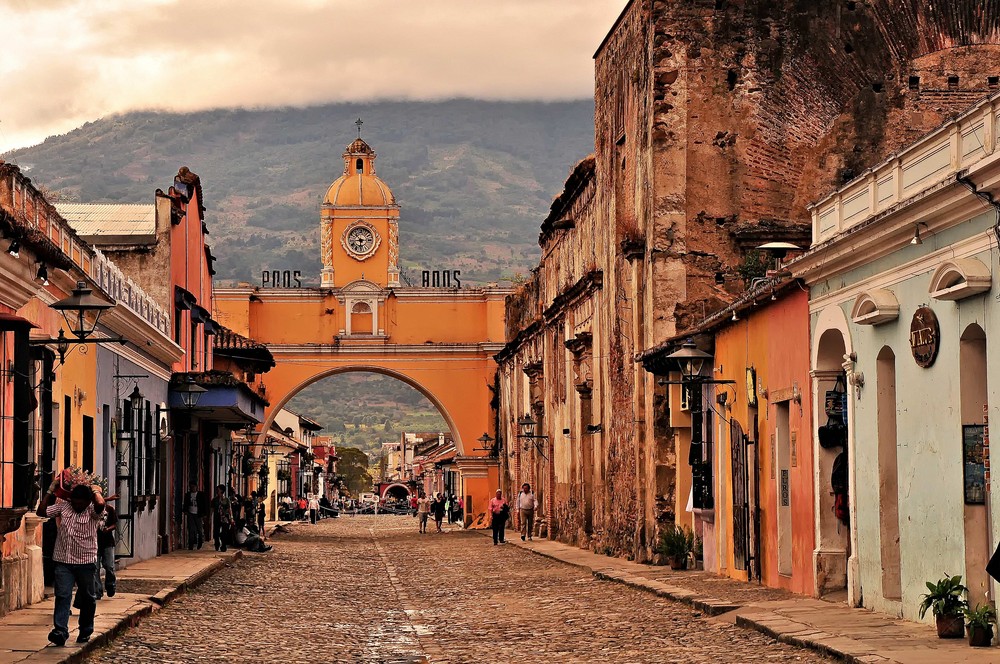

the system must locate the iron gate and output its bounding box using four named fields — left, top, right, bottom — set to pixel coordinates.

left=730, top=418, right=752, bottom=574
left=115, top=402, right=135, bottom=559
